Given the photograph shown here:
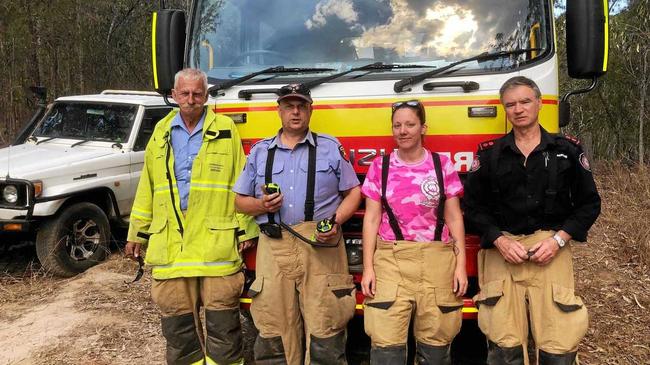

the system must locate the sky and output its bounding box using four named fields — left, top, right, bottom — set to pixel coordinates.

left=554, top=0, right=629, bottom=16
